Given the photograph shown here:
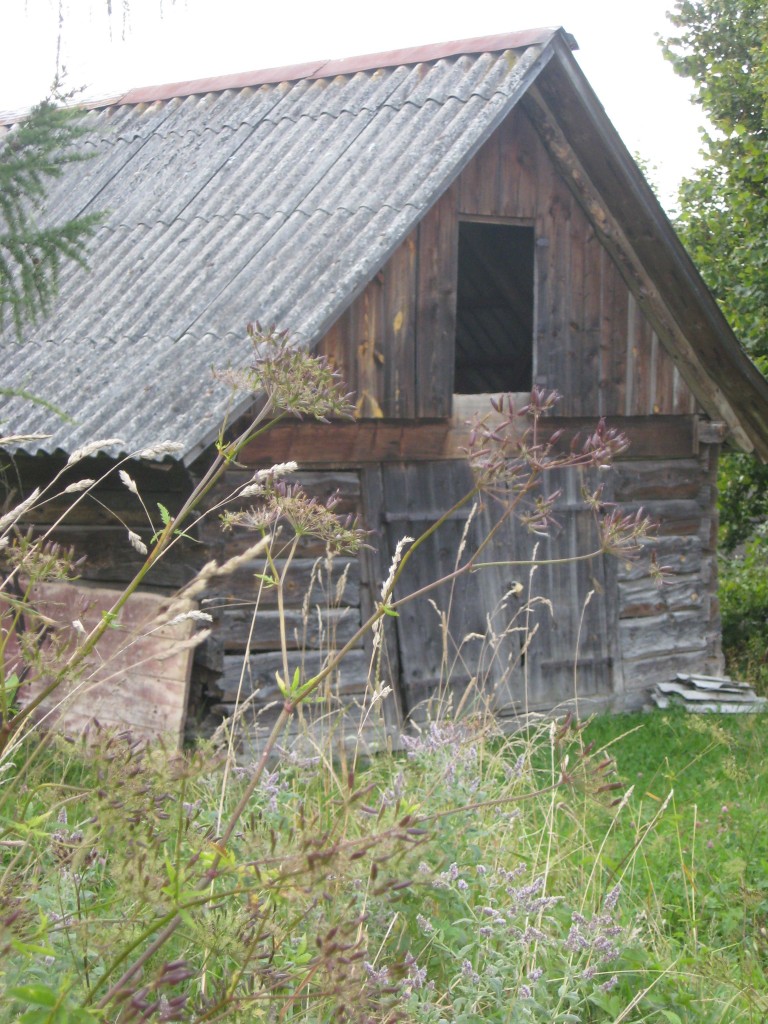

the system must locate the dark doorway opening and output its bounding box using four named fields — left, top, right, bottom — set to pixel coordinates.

left=454, top=222, right=534, bottom=393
